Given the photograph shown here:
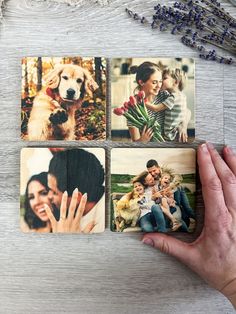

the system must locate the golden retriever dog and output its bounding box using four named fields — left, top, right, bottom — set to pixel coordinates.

left=27, top=64, right=98, bottom=140
left=114, top=193, right=141, bottom=232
